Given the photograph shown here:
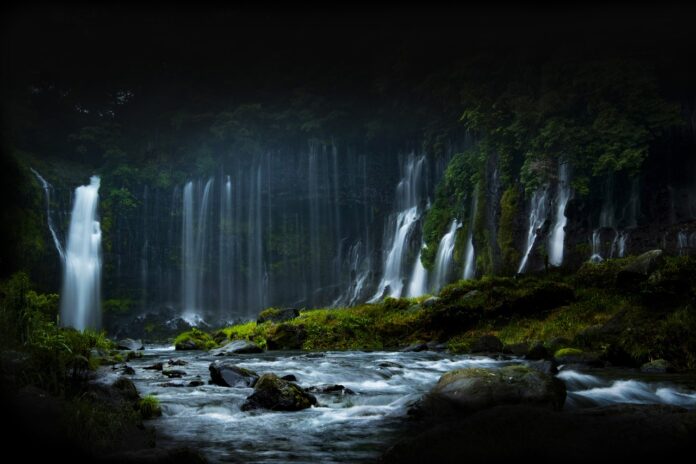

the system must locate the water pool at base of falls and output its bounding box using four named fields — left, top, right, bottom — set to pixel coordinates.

left=117, top=348, right=696, bottom=463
